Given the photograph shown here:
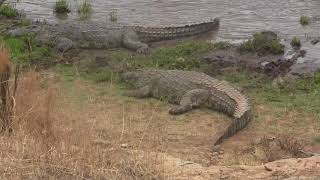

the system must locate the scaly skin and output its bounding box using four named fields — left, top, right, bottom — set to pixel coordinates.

left=122, top=69, right=252, bottom=145
left=30, top=18, right=219, bottom=53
